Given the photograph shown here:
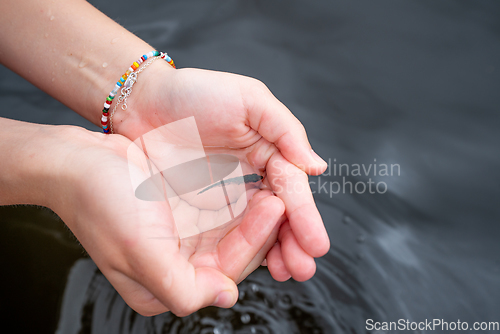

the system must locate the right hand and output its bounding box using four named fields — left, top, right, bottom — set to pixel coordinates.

left=48, top=126, right=285, bottom=316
